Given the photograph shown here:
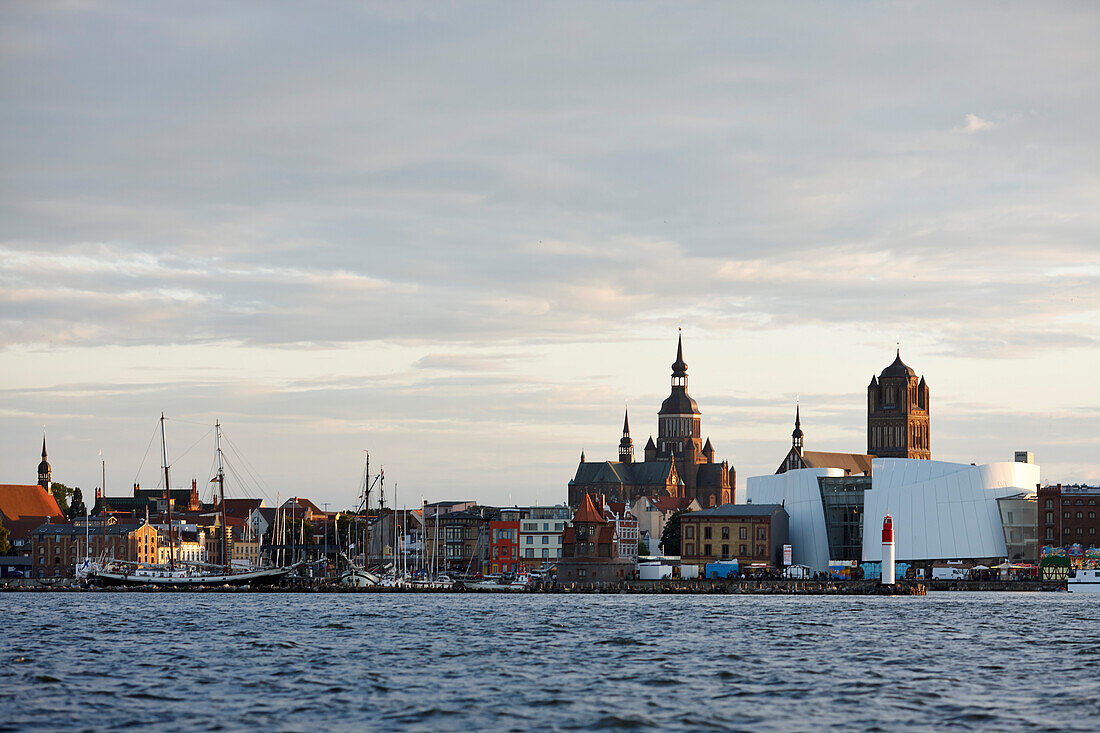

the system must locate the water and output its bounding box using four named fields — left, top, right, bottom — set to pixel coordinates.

left=1, top=591, right=1097, bottom=731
